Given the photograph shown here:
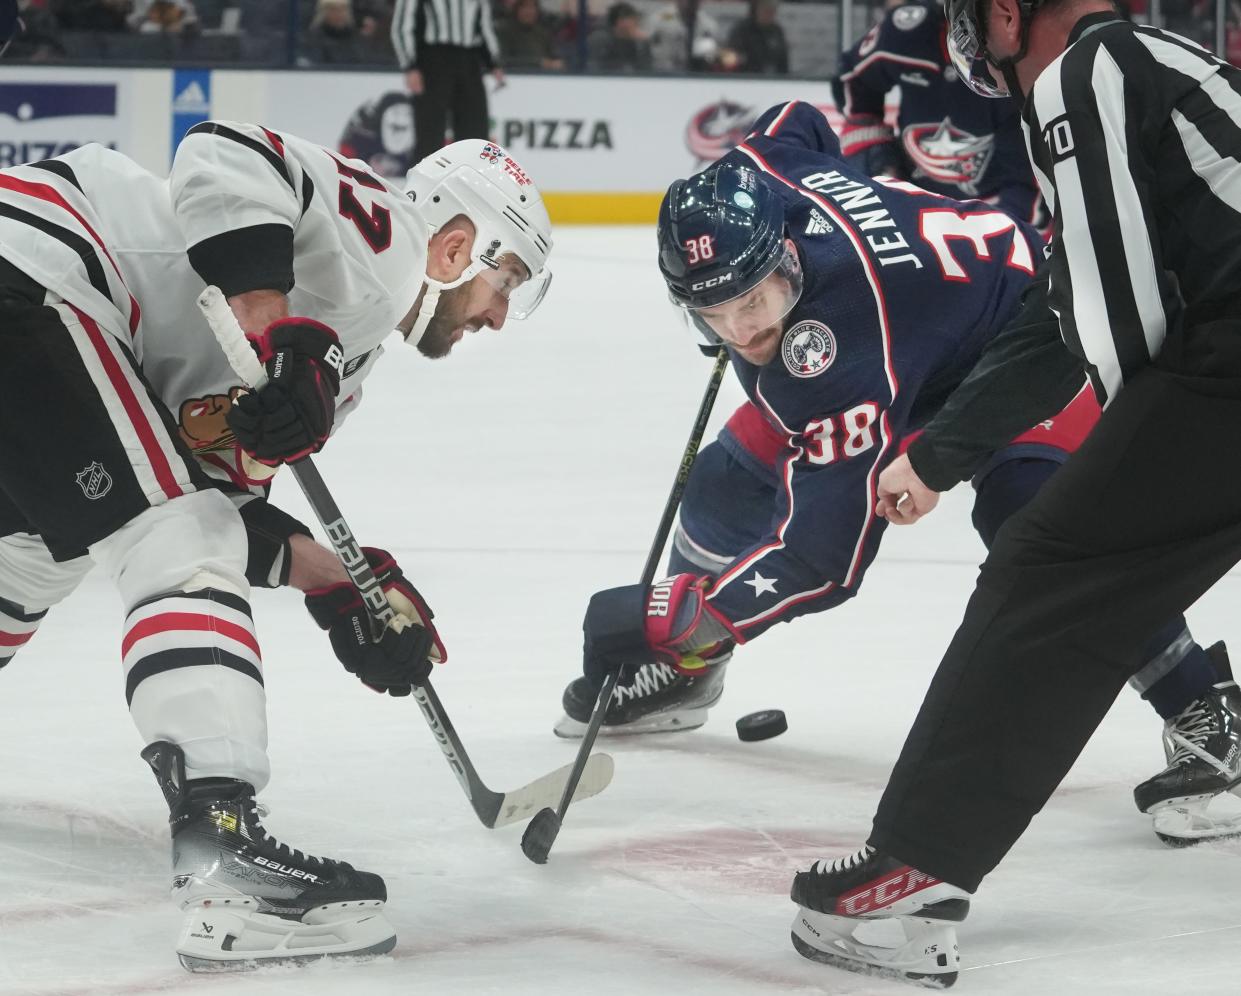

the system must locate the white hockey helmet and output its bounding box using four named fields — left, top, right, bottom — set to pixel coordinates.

left=403, top=140, right=553, bottom=343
